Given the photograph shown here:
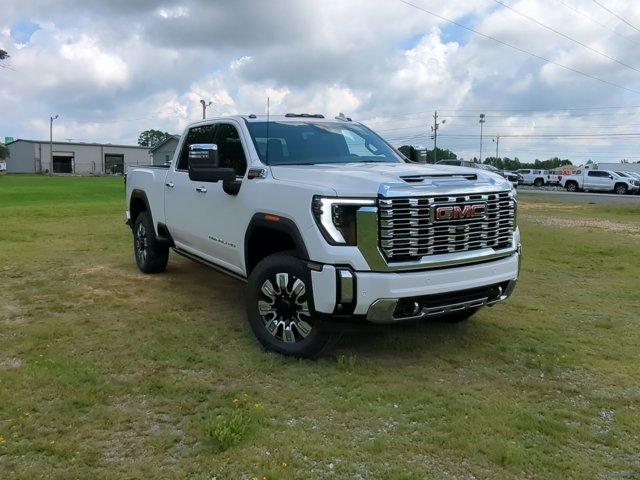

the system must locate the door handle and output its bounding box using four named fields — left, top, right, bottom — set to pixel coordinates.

left=165, top=182, right=175, bottom=188
left=196, top=186, right=207, bottom=193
